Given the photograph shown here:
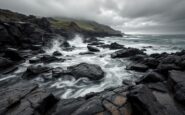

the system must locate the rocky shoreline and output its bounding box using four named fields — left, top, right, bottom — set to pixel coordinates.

left=0, top=9, right=185, bottom=115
